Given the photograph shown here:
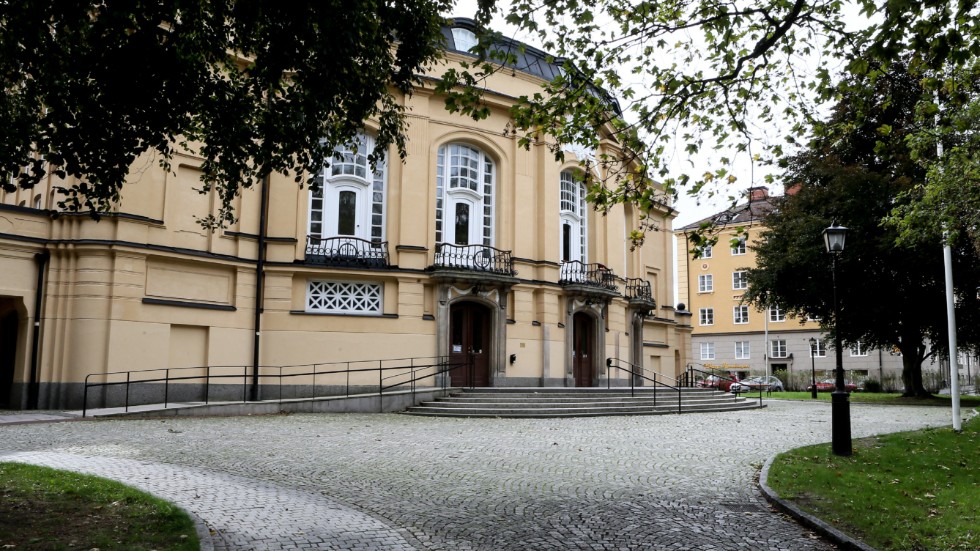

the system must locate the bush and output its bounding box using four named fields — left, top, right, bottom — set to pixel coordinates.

left=863, top=378, right=883, bottom=393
